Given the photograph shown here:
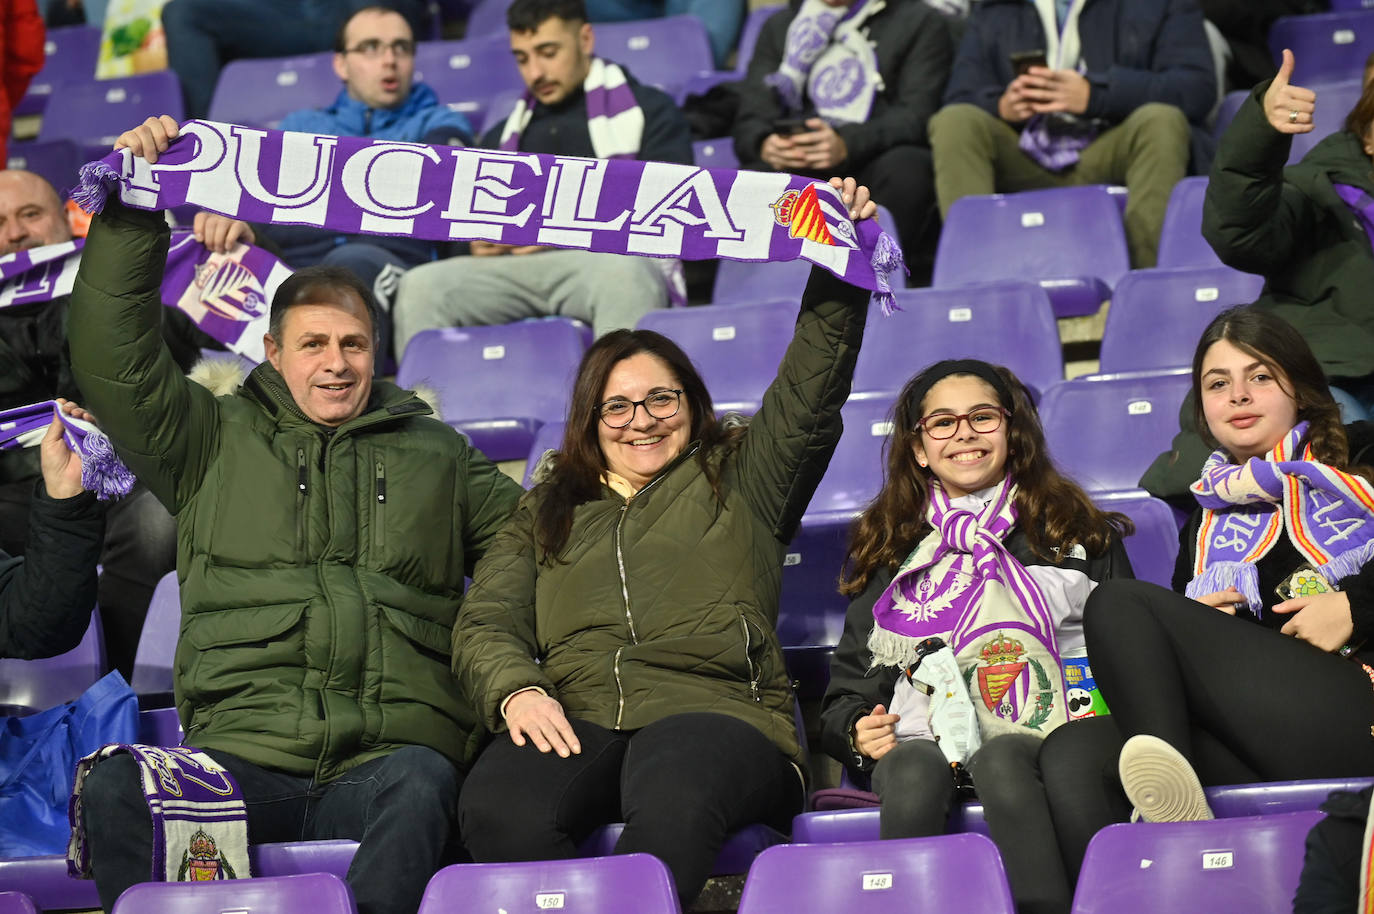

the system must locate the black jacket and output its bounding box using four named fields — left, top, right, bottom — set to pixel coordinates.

left=1294, top=785, right=1371, bottom=914
left=478, top=72, right=694, bottom=164
left=0, top=481, right=102, bottom=660
left=820, top=526, right=1131, bottom=778
left=733, top=0, right=957, bottom=170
